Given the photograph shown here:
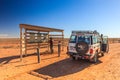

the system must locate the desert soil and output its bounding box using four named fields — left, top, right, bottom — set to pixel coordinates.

left=0, top=42, right=120, bottom=80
